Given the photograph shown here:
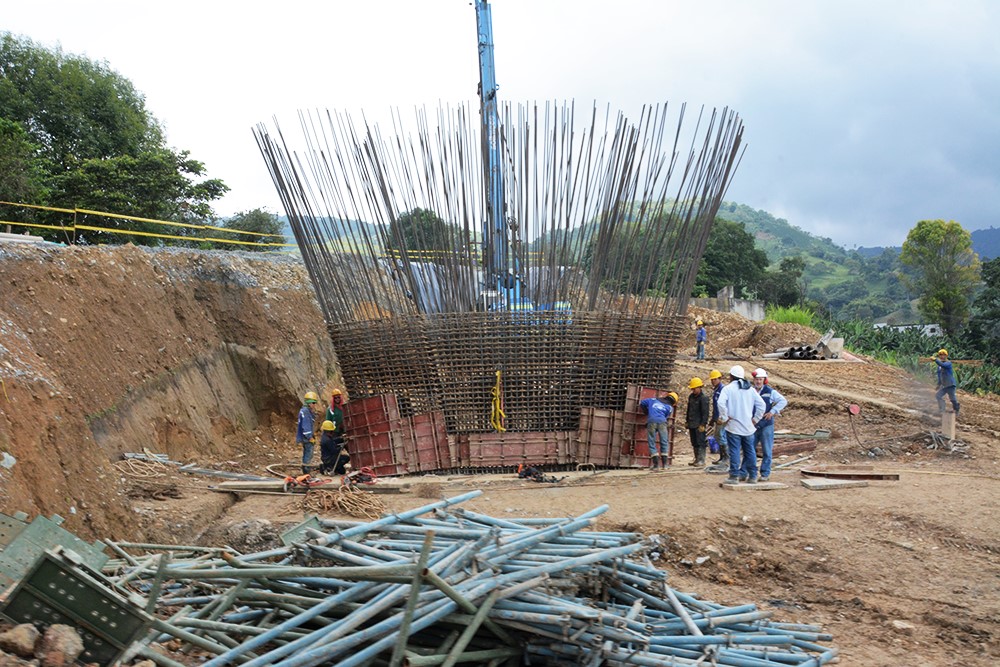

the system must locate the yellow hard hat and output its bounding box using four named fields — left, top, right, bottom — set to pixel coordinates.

left=696, top=319, right=704, bottom=325
left=667, top=391, right=679, bottom=403
left=688, top=377, right=704, bottom=389
left=304, top=391, right=319, bottom=403
left=321, top=420, right=336, bottom=431
left=937, top=349, right=948, bottom=357
left=708, top=369, right=723, bottom=380
left=331, top=388, right=343, bottom=396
